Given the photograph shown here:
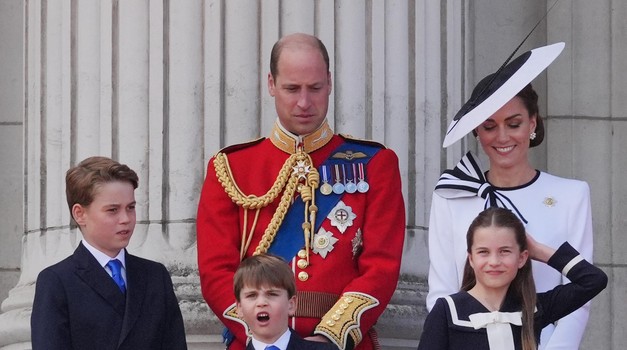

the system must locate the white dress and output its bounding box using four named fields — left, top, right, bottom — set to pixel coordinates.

left=426, top=152, right=594, bottom=350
